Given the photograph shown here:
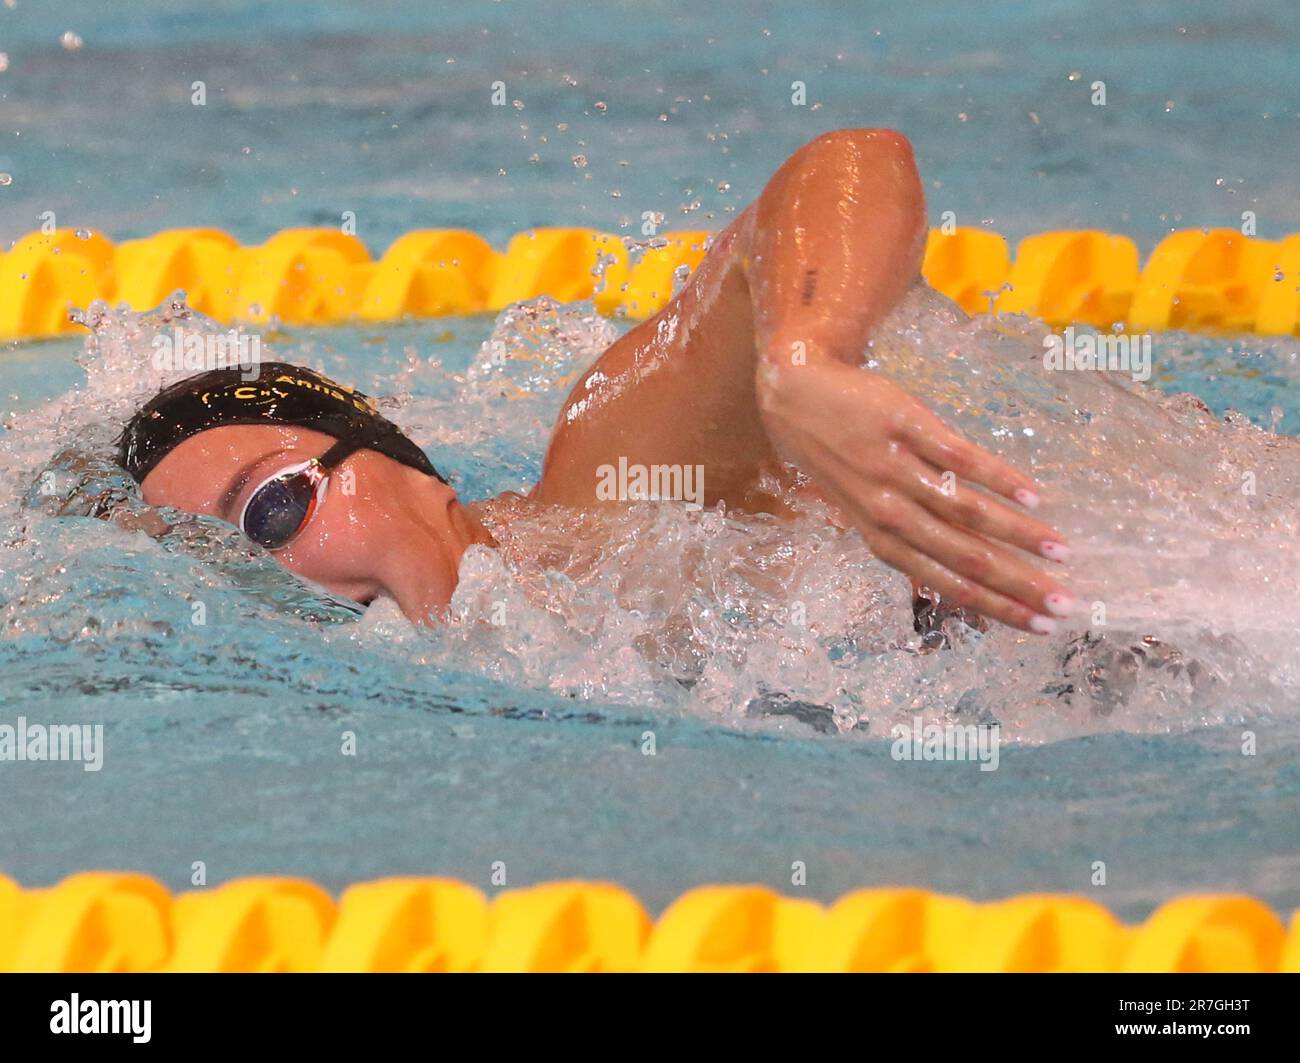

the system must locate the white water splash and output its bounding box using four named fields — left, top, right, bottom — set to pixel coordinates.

left=346, top=287, right=1300, bottom=740
left=5, top=289, right=1299, bottom=741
